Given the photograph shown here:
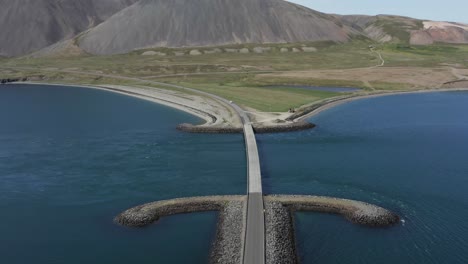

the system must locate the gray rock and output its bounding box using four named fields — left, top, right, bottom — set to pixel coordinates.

left=141, top=51, right=157, bottom=56
left=210, top=200, right=245, bottom=264
left=302, top=46, right=317, bottom=52
left=141, top=51, right=166, bottom=56
left=239, top=48, right=250, bottom=53
left=280, top=48, right=289, bottom=53
left=225, top=48, right=238, bottom=53
left=253, top=47, right=264, bottom=53
left=189, top=49, right=202, bottom=55
left=265, top=201, right=298, bottom=264
left=204, top=48, right=222, bottom=54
